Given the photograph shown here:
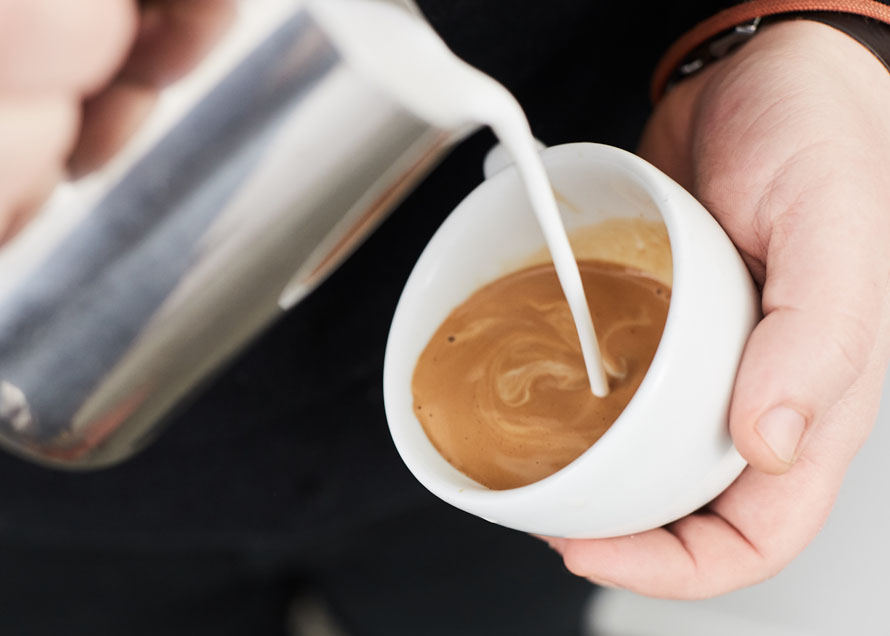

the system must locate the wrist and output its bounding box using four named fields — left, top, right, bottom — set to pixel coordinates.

left=653, top=3, right=890, bottom=102
left=722, top=19, right=890, bottom=118
left=674, top=19, right=890, bottom=119
left=755, top=18, right=890, bottom=78
left=641, top=17, right=890, bottom=192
